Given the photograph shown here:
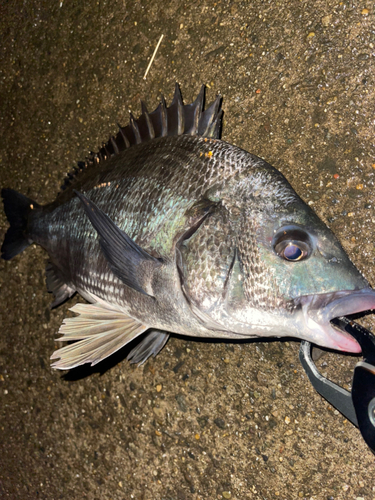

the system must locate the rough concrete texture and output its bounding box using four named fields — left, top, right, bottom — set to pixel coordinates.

left=1, top=1, right=375, bottom=499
